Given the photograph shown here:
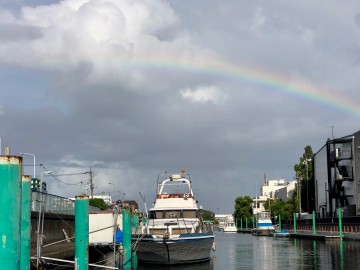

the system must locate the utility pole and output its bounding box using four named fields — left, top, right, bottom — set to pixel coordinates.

left=89, top=166, right=94, bottom=199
